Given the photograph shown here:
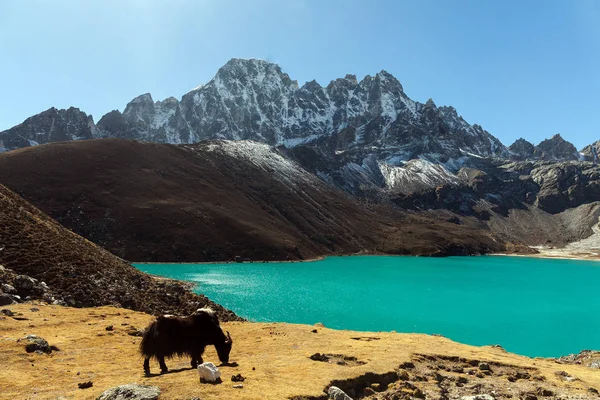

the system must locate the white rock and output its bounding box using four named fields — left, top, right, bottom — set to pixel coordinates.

left=328, top=386, right=353, bottom=400
left=198, top=362, right=221, bottom=382
left=460, top=395, right=495, bottom=400
left=96, top=383, right=160, bottom=400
